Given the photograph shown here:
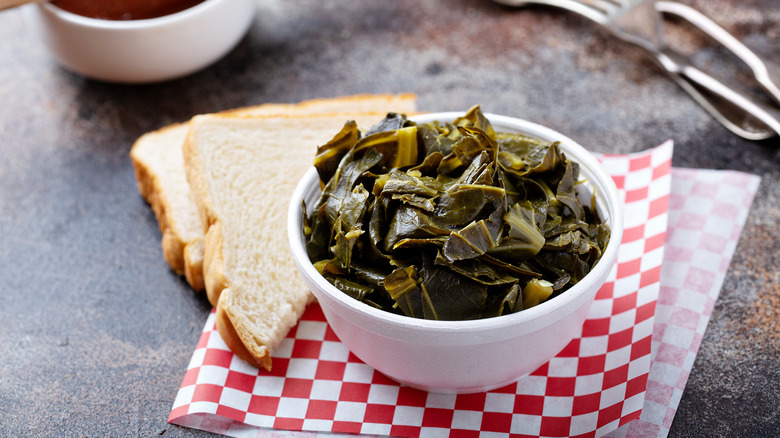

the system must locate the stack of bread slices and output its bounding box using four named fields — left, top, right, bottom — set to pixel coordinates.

left=130, top=94, right=417, bottom=371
